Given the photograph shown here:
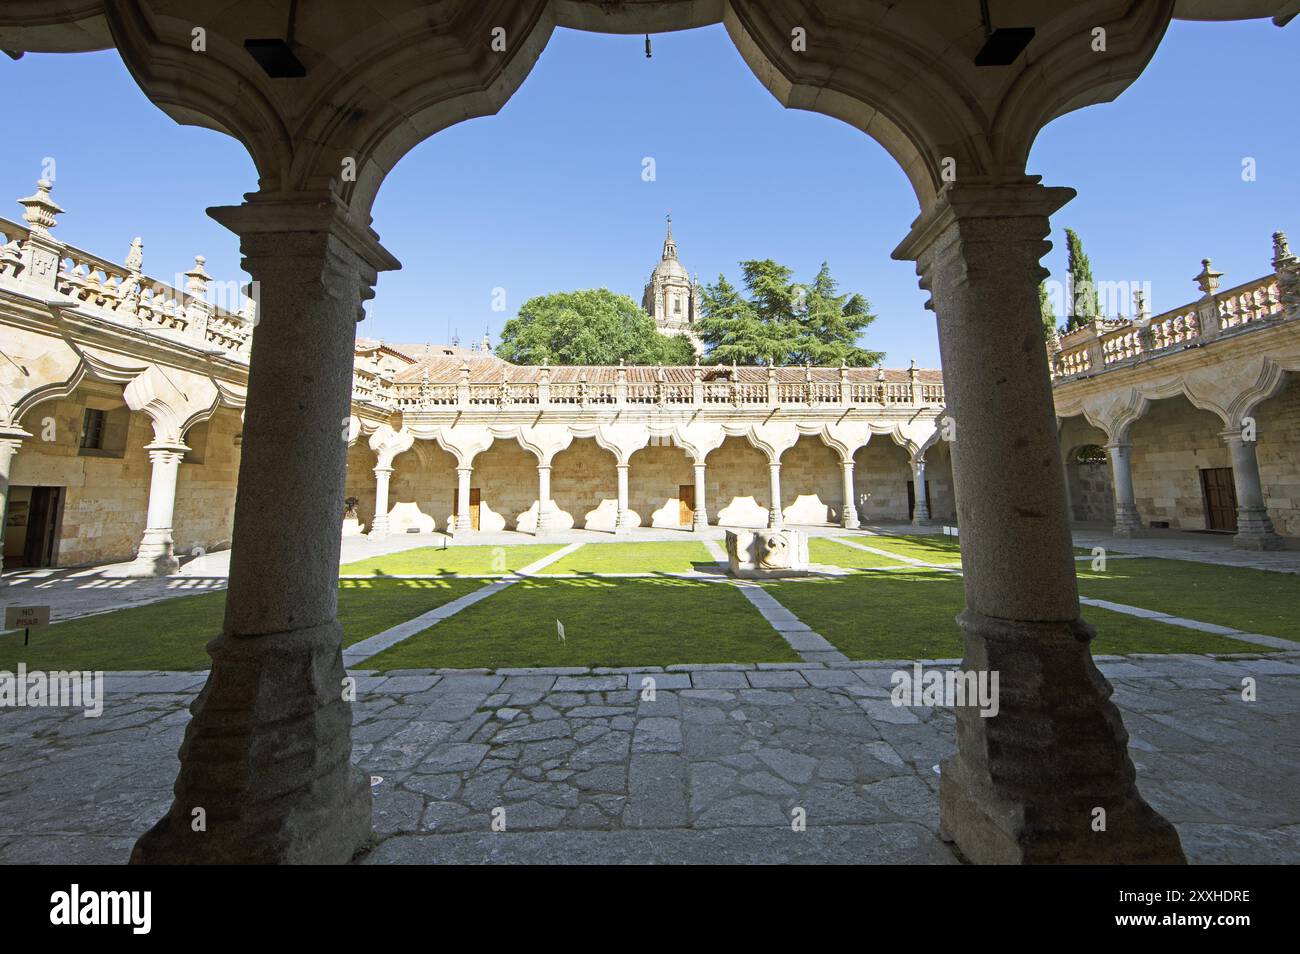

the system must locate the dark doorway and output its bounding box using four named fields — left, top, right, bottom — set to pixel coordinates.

left=1200, top=467, right=1238, bottom=532
left=22, top=486, right=64, bottom=567
left=906, top=479, right=932, bottom=521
